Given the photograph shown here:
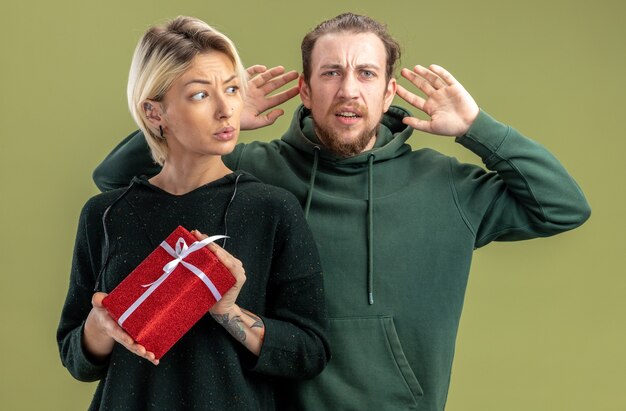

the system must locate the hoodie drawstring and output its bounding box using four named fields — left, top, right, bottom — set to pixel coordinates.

left=304, top=146, right=375, bottom=305
left=95, top=180, right=136, bottom=292
left=367, top=154, right=375, bottom=305
left=304, top=146, right=320, bottom=219
left=222, top=173, right=242, bottom=248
